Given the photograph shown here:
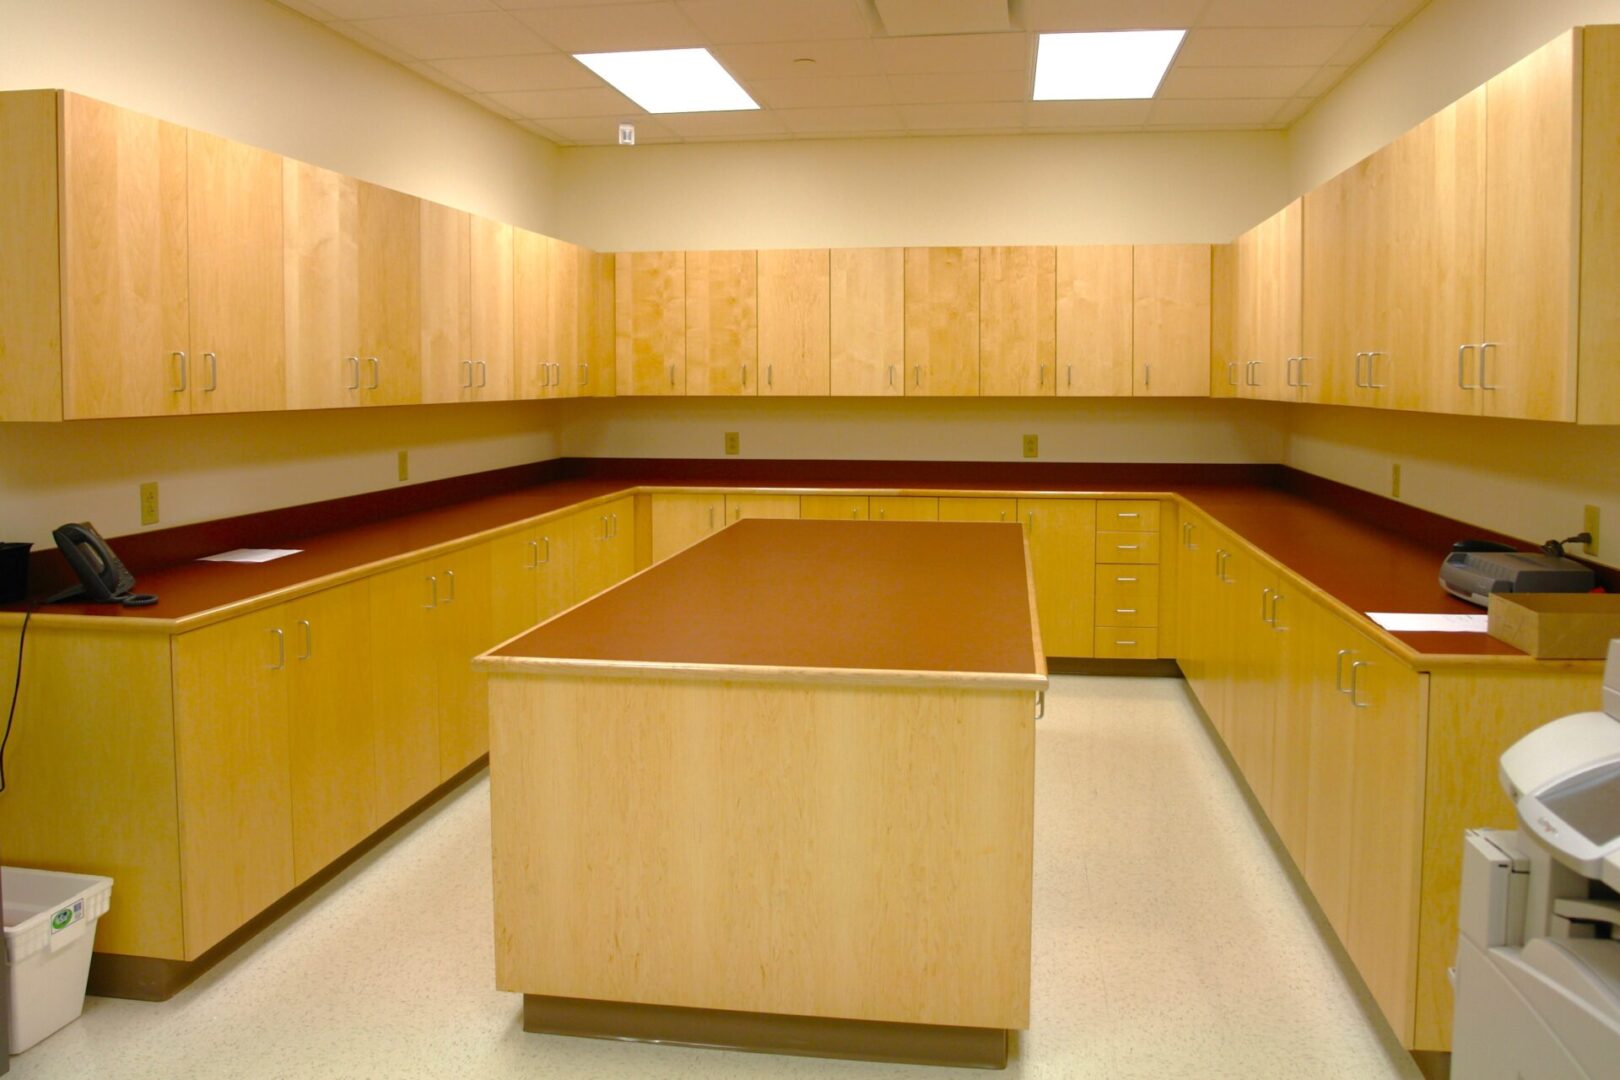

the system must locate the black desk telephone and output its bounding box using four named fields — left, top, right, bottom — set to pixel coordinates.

left=52, top=522, right=157, bottom=607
